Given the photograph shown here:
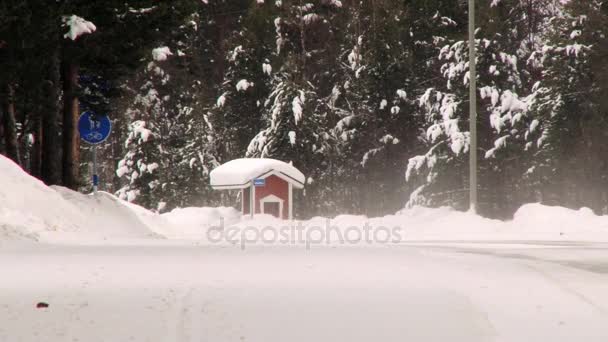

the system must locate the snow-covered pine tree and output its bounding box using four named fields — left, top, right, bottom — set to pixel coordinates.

left=325, top=0, right=428, bottom=216
left=405, top=0, right=556, bottom=217
left=115, top=60, right=169, bottom=210
left=115, top=3, right=208, bottom=212
left=523, top=0, right=608, bottom=214
left=207, top=1, right=275, bottom=164
left=245, top=0, right=344, bottom=217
